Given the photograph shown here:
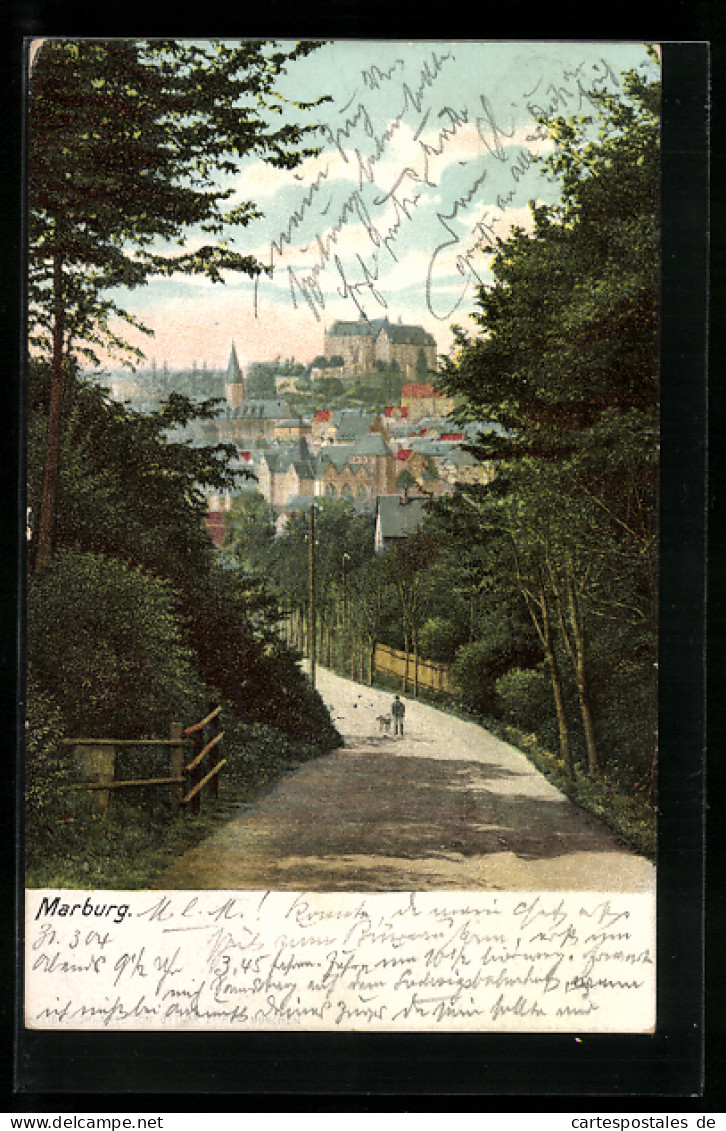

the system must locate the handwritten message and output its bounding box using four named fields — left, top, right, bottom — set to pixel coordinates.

left=25, top=890, right=656, bottom=1032
left=262, top=46, right=625, bottom=326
